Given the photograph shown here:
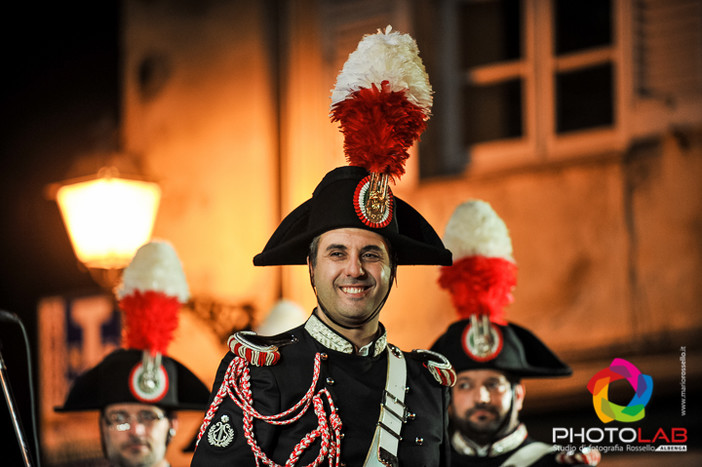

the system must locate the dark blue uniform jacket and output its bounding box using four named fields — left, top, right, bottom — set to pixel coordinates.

left=191, top=315, right=451, bottom=466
